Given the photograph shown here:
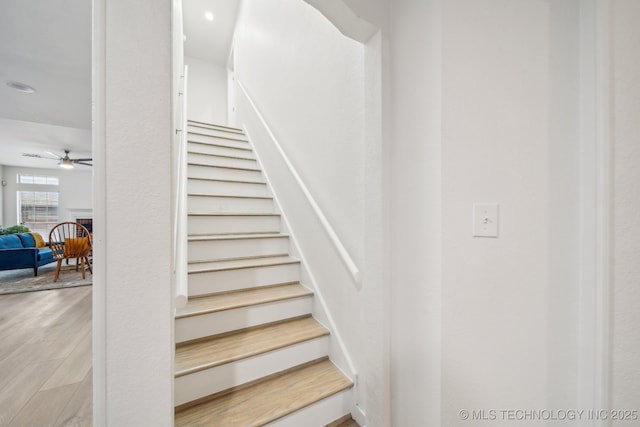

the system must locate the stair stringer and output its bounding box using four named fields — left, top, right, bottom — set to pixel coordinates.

left=243, top=126, right=366, bottom=424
